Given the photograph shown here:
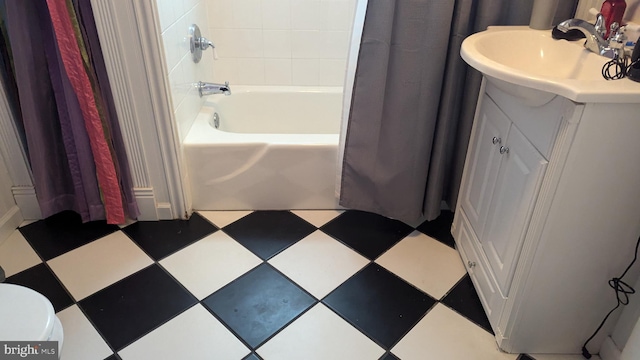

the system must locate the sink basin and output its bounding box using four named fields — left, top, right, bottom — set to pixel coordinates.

left=461, top=26, right=640, bottom=103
